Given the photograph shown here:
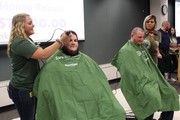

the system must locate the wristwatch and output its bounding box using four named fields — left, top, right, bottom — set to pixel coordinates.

left=56, top=39, right=64, bottom=48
